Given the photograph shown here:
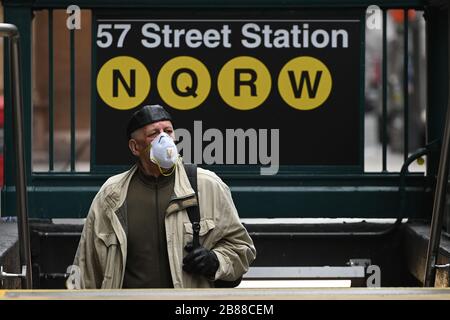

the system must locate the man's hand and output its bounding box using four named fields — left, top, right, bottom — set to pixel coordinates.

left=183, top=244, right=219, bottom=278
